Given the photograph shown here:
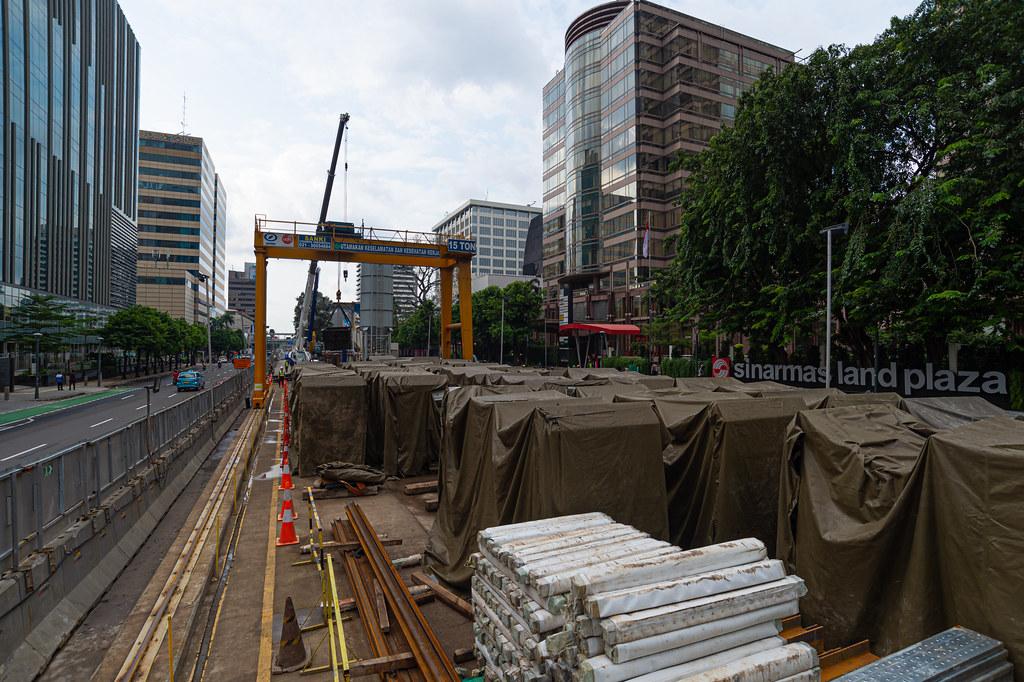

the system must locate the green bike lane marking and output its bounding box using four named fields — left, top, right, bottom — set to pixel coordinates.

left=0, top=388, right=134, bottom=426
